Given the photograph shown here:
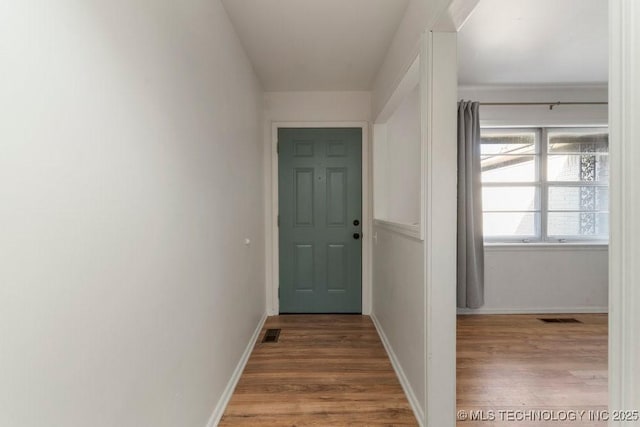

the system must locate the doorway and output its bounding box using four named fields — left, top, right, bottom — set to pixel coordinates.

left=455, top=0, right=609, bottom=422
left=277, top=128, right=363, bottom=313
